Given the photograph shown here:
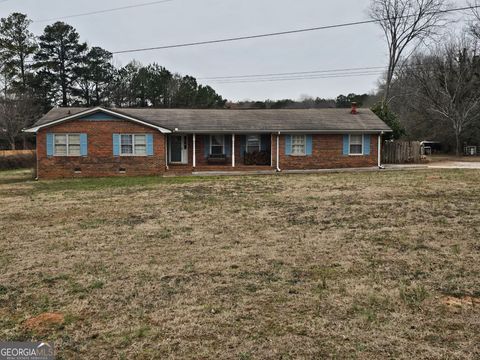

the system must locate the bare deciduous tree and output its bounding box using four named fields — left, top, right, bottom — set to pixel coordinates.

left=412, top=40, right=480, bottom=155
left=0, top=96, right=38, bottom=149
left=370, top=0, right=447, bottom=105
left=468, top=0, right=480, bottom=39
